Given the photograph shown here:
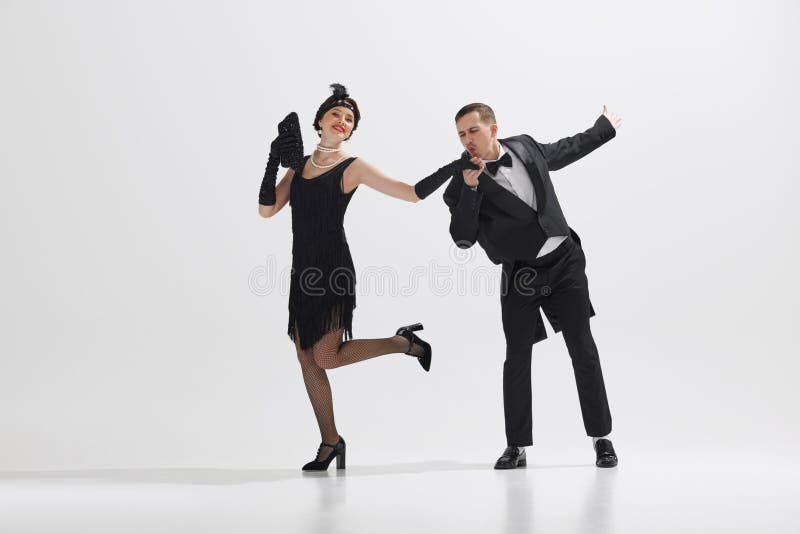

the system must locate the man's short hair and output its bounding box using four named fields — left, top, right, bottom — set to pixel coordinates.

left=455, top=103, right=496, bottom=124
